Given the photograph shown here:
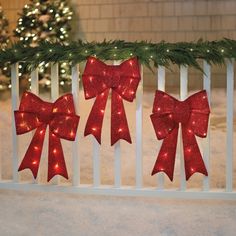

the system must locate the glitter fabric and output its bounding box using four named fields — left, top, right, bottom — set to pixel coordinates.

left=150, top=90, right=210, bottom=181
left=14, top=92, right=80, bottom=182
left=82, top=56, right=141, bottom=145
